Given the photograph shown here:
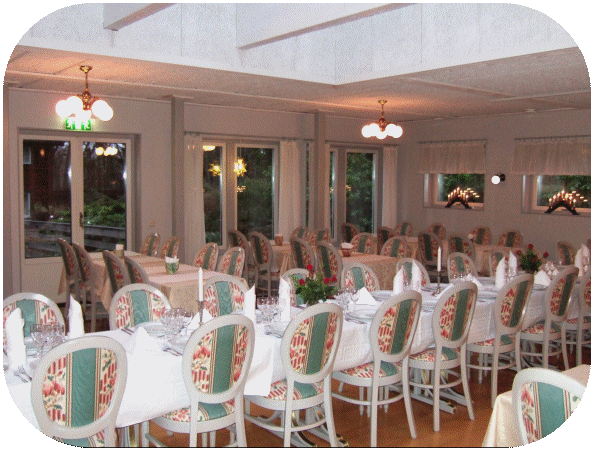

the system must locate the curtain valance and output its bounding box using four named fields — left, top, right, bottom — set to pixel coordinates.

left=418, top=140, right=486, bottom=174
left=511, top=136, right=591, bottom=175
